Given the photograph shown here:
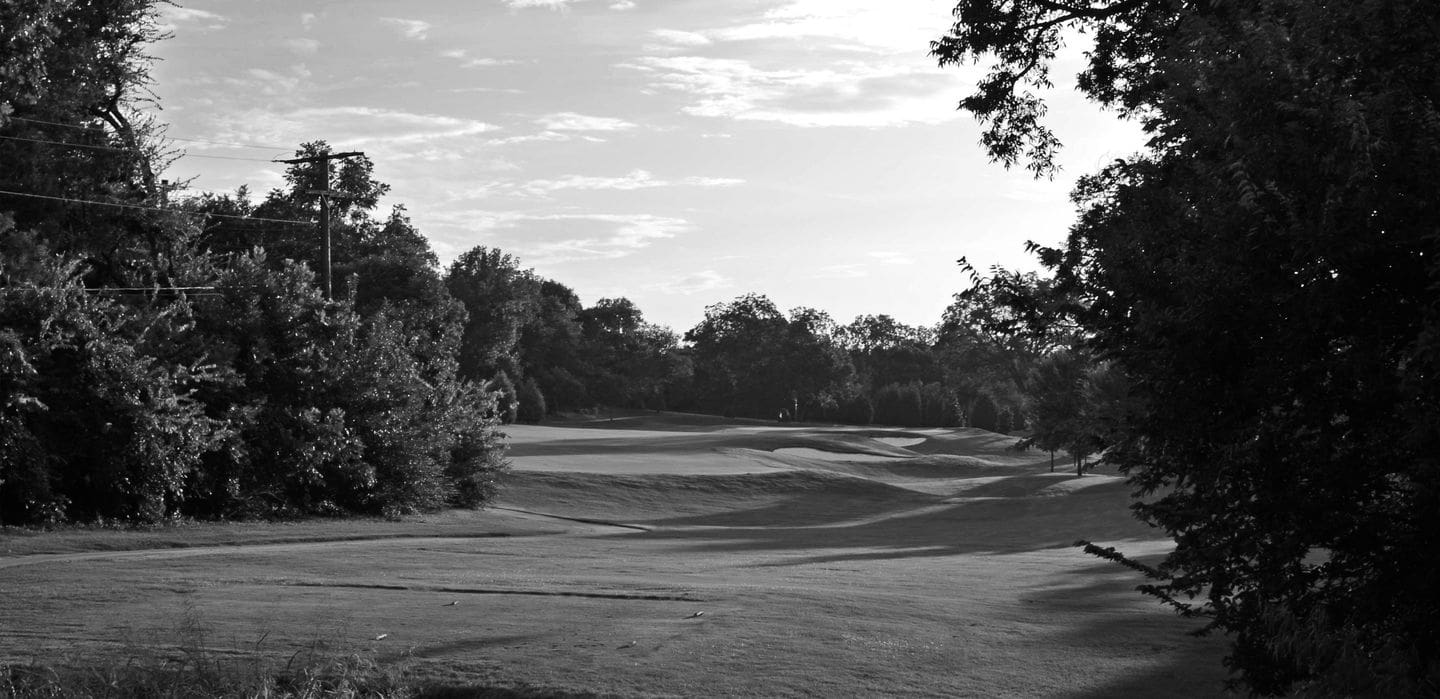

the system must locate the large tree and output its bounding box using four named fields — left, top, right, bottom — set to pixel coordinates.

left=935, top=0, right=1440, bottom=694
left=685, top=295, right=854, bottom=421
